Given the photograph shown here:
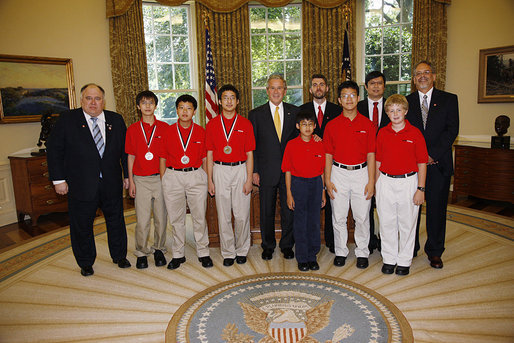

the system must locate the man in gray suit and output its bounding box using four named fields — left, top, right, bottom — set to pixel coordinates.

left=249, top=74, right=299, bottom=261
